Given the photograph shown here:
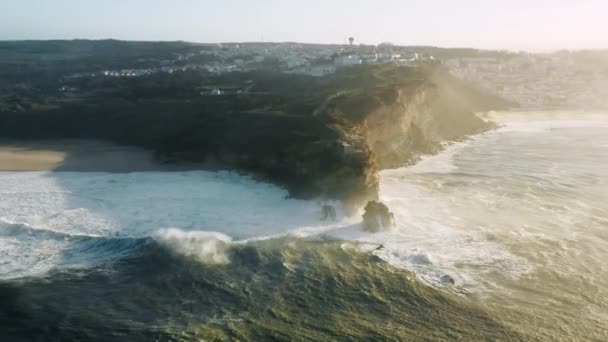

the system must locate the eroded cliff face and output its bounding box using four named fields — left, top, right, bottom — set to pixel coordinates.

left=362, top=86, right=441, bottom=170
left=141, top=70, right=504, bottom=212
left=361, top=83, right=494, bottom=170
left=0, top=61, right=508, bottom=214
left=323, top=76, right=499, bottom=211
